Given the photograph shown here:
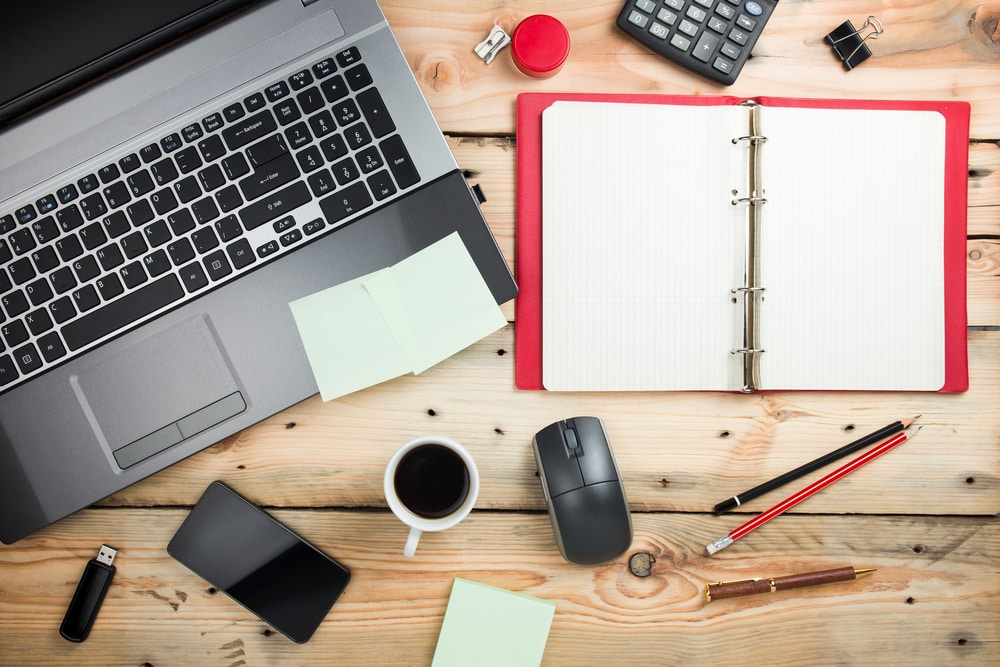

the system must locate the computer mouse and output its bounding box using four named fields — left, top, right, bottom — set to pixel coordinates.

left=532, top=416, right=633, bottom=566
